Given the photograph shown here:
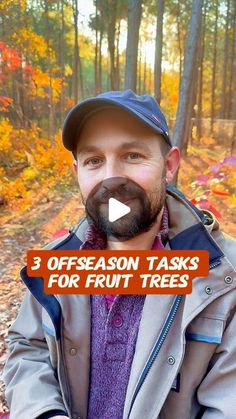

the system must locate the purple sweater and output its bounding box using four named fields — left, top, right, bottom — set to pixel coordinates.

left=82, top=205, right=169, bottom=418
left=87, top=294, right=146, bottom=418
